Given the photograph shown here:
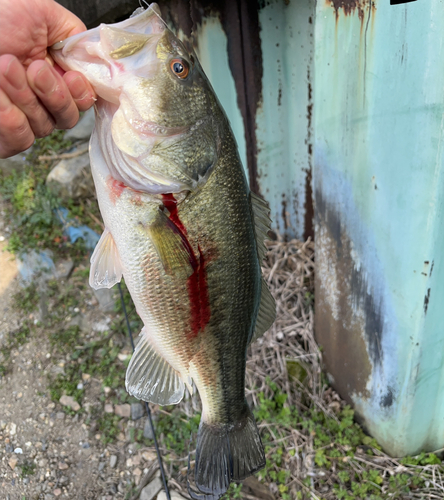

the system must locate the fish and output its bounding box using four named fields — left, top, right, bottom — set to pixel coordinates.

left=51, top=4, right=276, bottom=498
